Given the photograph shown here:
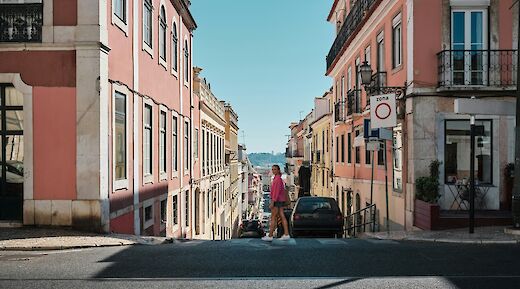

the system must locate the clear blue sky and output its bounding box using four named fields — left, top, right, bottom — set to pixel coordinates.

left=191, top=0, right=334, bottom=153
